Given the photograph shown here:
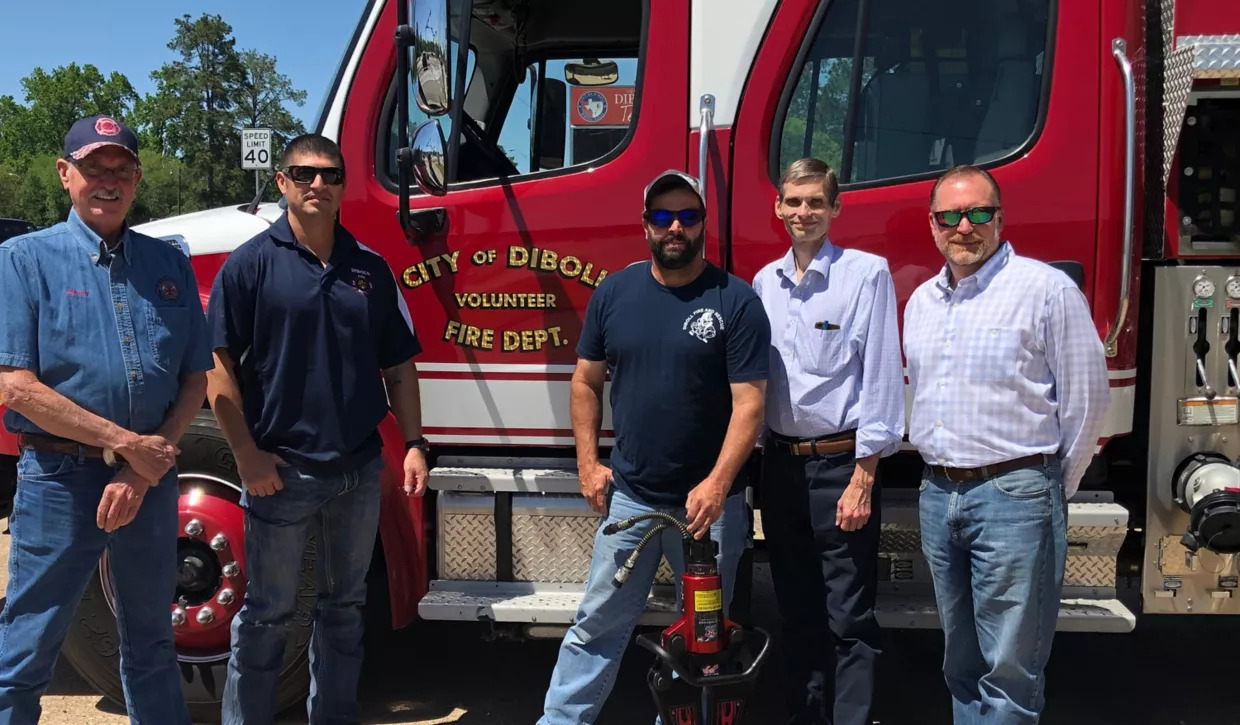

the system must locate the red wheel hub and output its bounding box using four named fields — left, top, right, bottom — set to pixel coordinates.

left=173, top=487, right=247, bottom=655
